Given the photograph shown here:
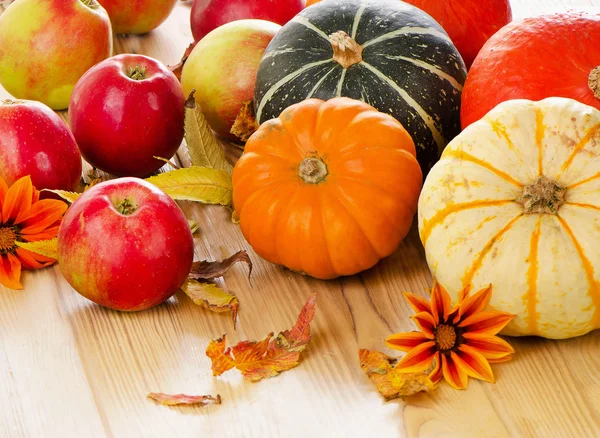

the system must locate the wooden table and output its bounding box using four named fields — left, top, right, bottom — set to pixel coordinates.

left=1, top=1, right=599, bottom=437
